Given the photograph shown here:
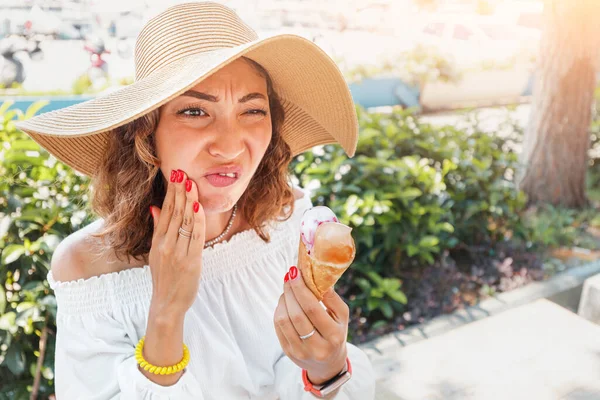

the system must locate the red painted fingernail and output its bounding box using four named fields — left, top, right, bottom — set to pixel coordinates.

left=177, top=170, right=184, bottom=183
left=289, top=266, right=298, bottom=280
left=193, top=201, right=199, bottom=213
left=185, top=179, right=192, bottom=192
left=170, top=170, right=177, bottom=182
left=284, top=272, right=290, bottom=283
